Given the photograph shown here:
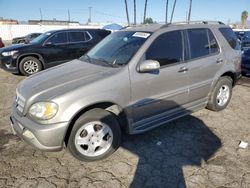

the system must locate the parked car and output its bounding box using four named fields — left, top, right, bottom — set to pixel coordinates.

left=234, top=31, right=250, bottom=41
left=241, top=48, right=250, bottom=76
left=12, top=33, right=42, bottom=44
left=10, top=22, right=241, bottom=161
left=0, top=29, right=111, bottom=75
left=234, top=31, right=250, bottom=49
left=0, top=37, right=4, bottom=48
